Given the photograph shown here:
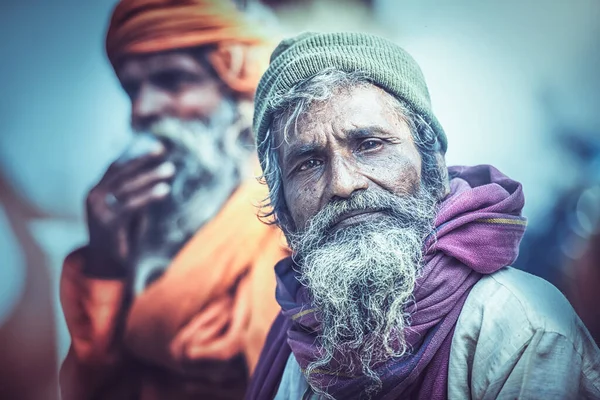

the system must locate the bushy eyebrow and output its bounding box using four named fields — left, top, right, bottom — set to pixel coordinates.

left=284, top=142, right=323, bottom=166
left=344, top=126, right=397, bottom=140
